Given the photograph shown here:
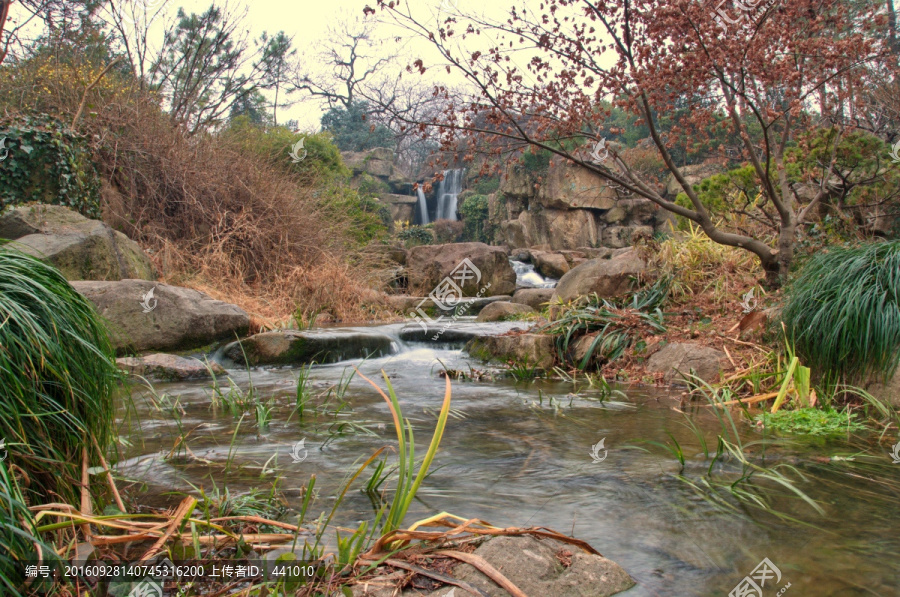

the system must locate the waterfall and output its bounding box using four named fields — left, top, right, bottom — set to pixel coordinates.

left=415, top=187, right=430, bottom=225
left=436, top=168, right=464, bottom=221
left=510, top=259, right=557, bottom=288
